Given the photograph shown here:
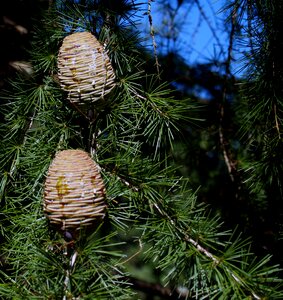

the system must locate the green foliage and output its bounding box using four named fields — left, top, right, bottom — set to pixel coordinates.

left=235, top=0, right=283, bottom=198
left=0, top=0, right=282, bottom=299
